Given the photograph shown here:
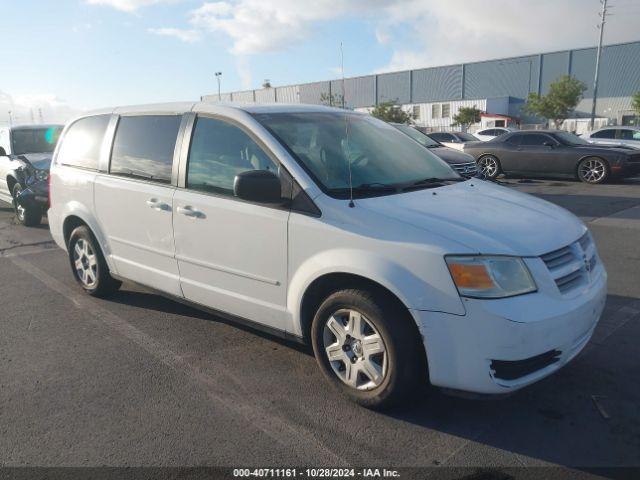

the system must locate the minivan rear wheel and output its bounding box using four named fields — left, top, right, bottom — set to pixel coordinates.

left=311, top=288, right=424, bottom=409
left=68, top=225, right=121, bottom=297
